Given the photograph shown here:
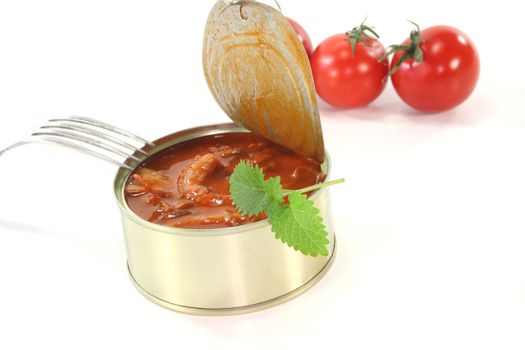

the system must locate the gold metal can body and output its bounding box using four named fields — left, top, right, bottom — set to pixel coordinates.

left=113, top=124, right=336, bottom=315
